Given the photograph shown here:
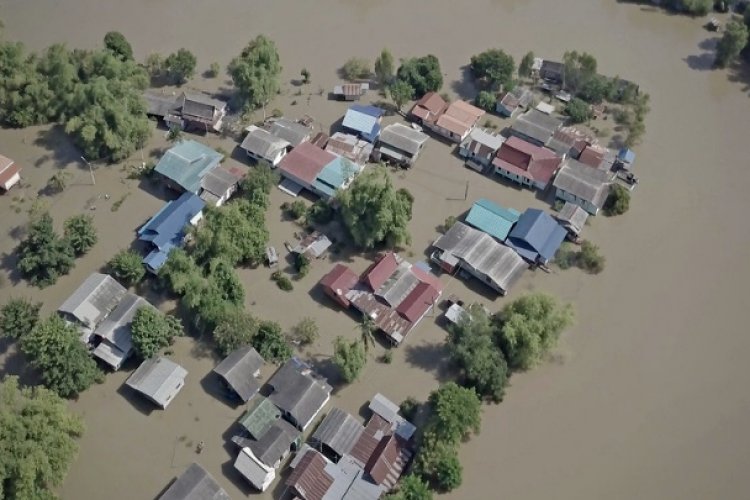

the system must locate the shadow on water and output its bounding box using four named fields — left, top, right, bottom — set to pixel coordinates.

left=450, top=65, right=478, bottom=100
left=403, top=340, right=453, bottom=383
left=116, top=381, right=156, bottom=416
left=32, top=125, right=81, bottom=169
left=727, top=59, right=750, bottom=95
left=684, top=38, right=720, bottom=71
